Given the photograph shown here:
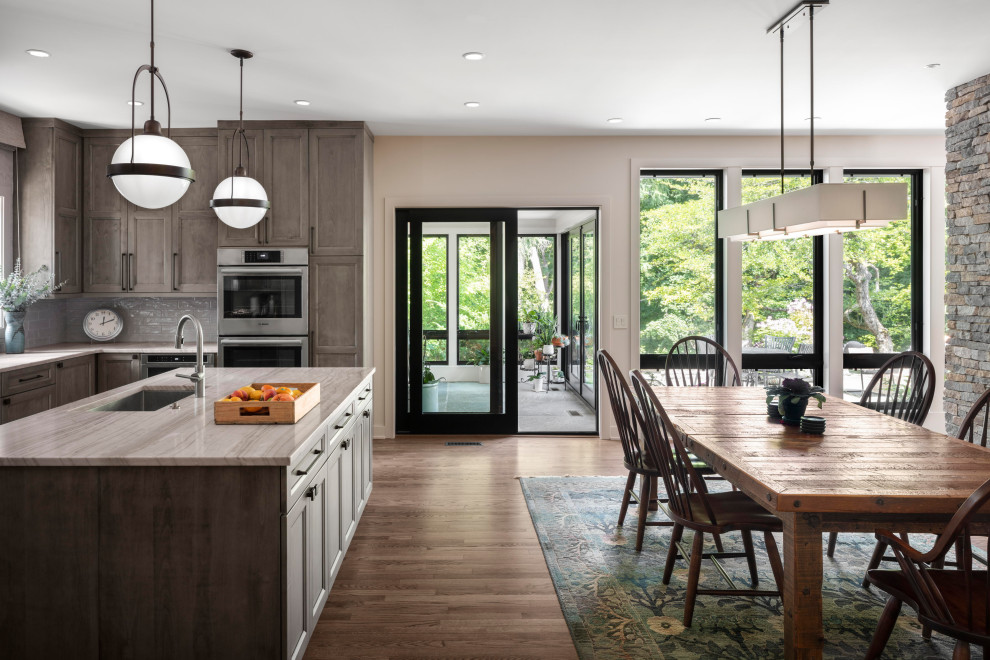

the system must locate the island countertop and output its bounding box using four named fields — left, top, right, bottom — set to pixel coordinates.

left=0, top=366, right=374, bottom=467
